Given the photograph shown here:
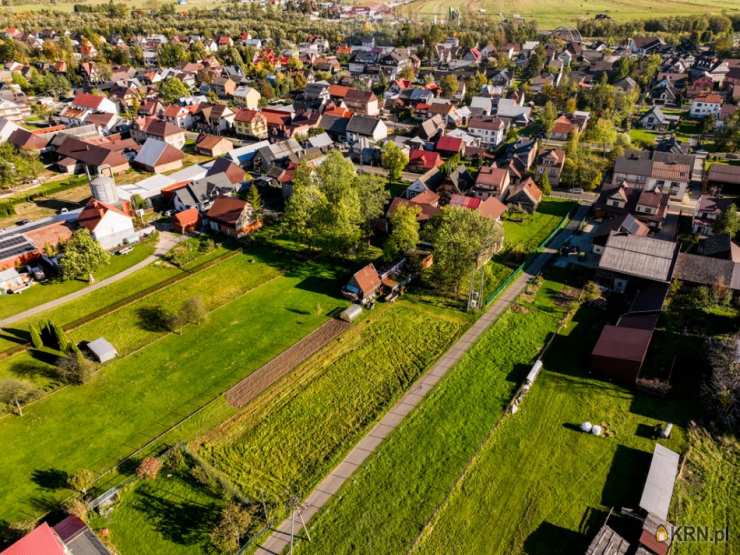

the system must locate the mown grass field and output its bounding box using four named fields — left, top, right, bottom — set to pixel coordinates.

left=412, top=307, right=690, bottom=554
left=502, top=198, right=574, bottom=252
left=0, top=248, right=346, bottom=522
left=296, top=277, right=571, bottom=555
left=397, top=0, right=740, bottom=28
left=94, top=300, right=467, bottom=554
